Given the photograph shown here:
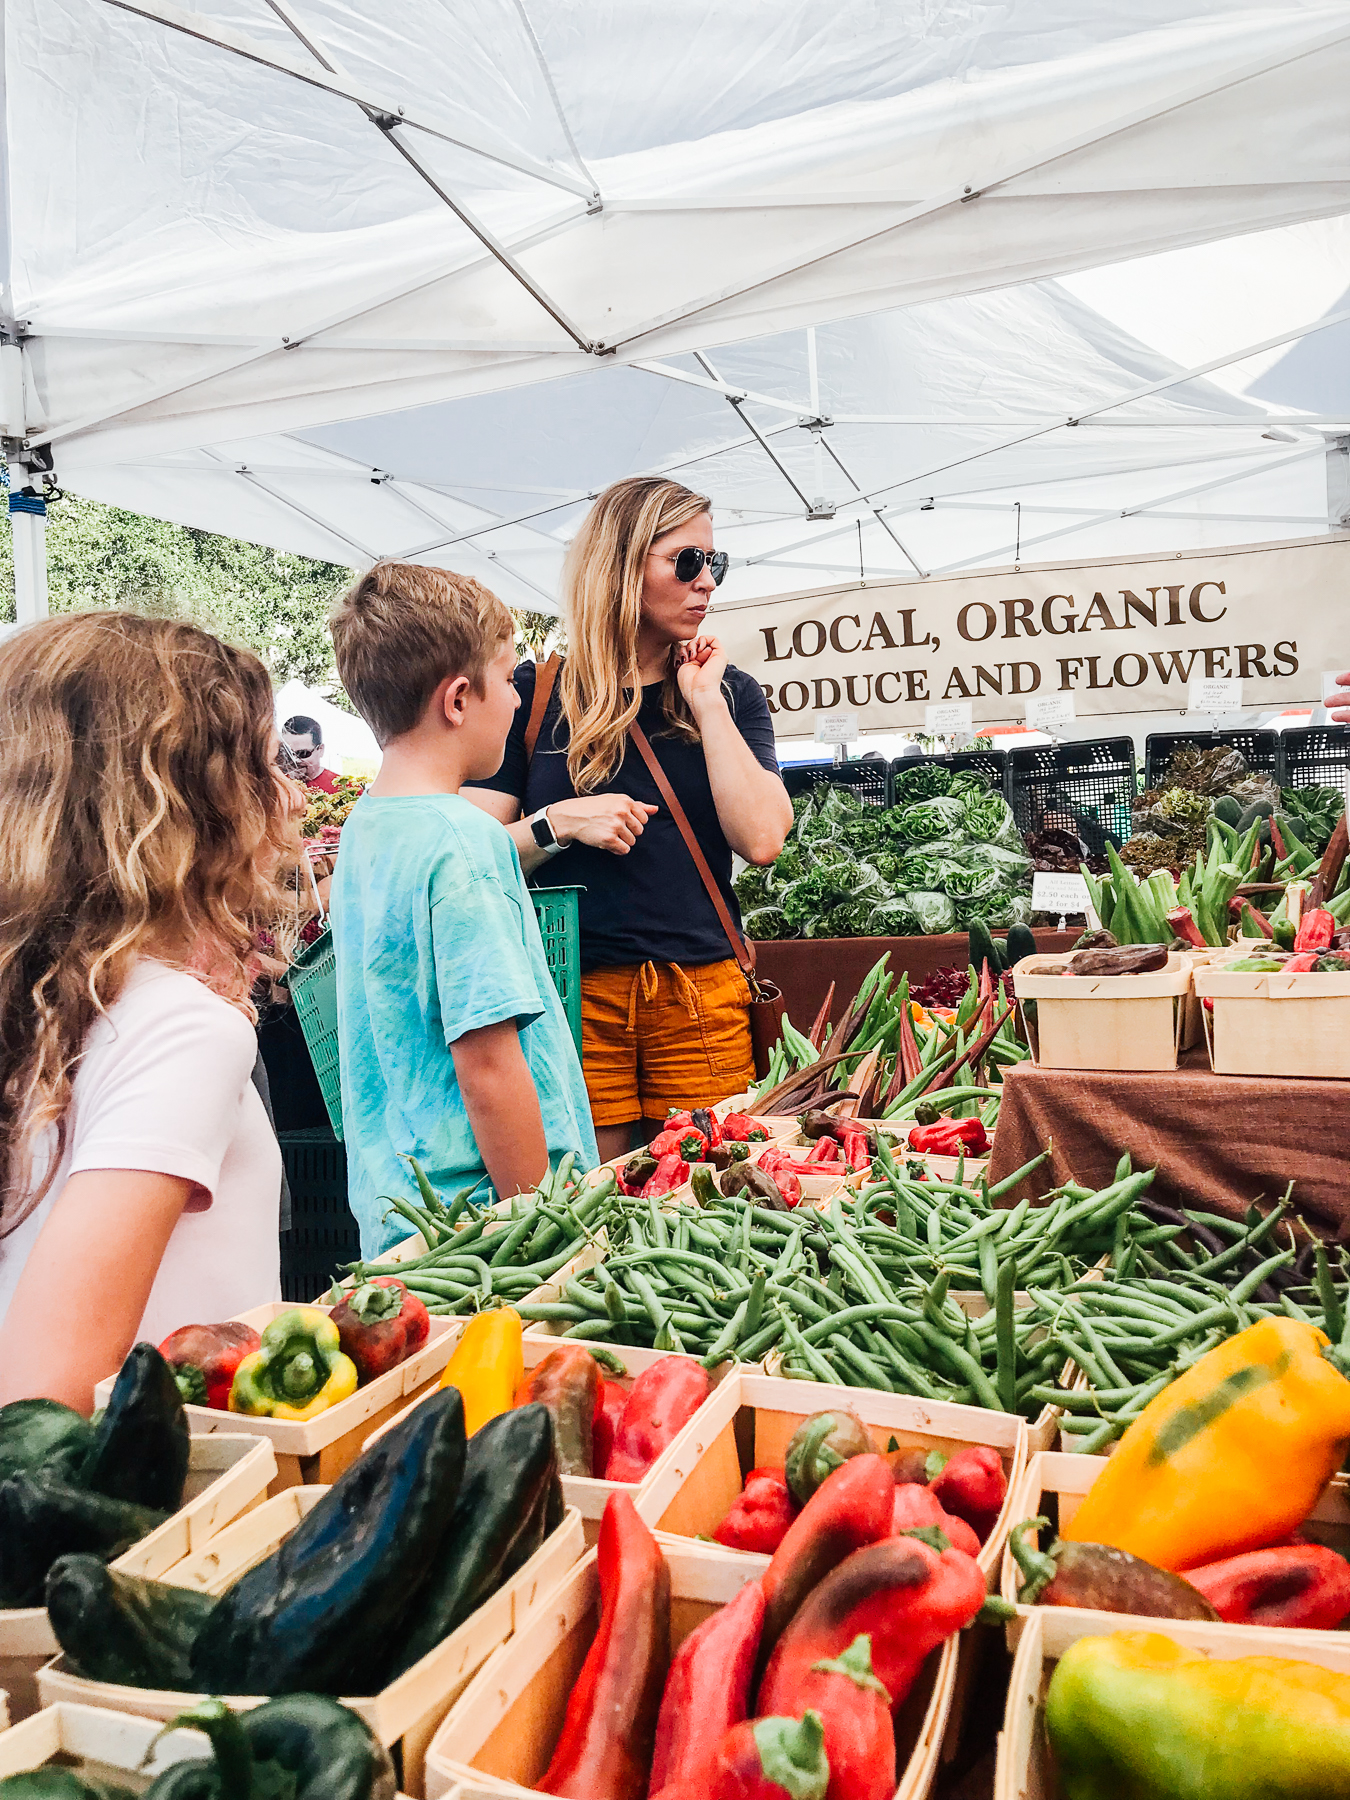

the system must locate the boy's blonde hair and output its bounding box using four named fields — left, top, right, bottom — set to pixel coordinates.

left=330, top=562, right=514, bottom=745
